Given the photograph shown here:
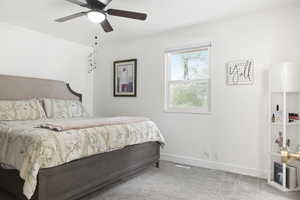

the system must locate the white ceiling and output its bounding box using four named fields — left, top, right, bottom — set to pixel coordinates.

left=0, top=0, right=298, bottom=46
